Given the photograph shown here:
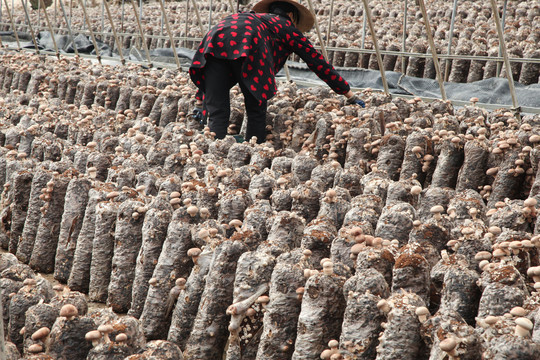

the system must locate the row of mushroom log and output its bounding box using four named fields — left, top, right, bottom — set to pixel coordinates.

left=0, top=50, right=539, bottom=359
left=1, top=0, right=539, bottom=84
